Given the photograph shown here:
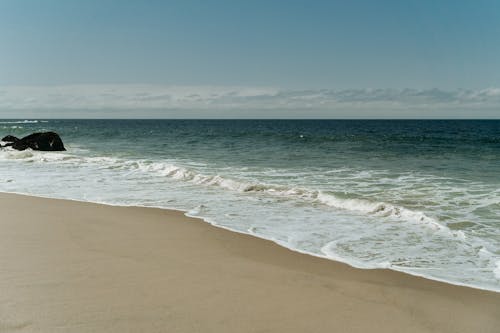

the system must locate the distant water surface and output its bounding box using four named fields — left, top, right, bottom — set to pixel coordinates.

left=1, top=119, right=499, bottom=291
